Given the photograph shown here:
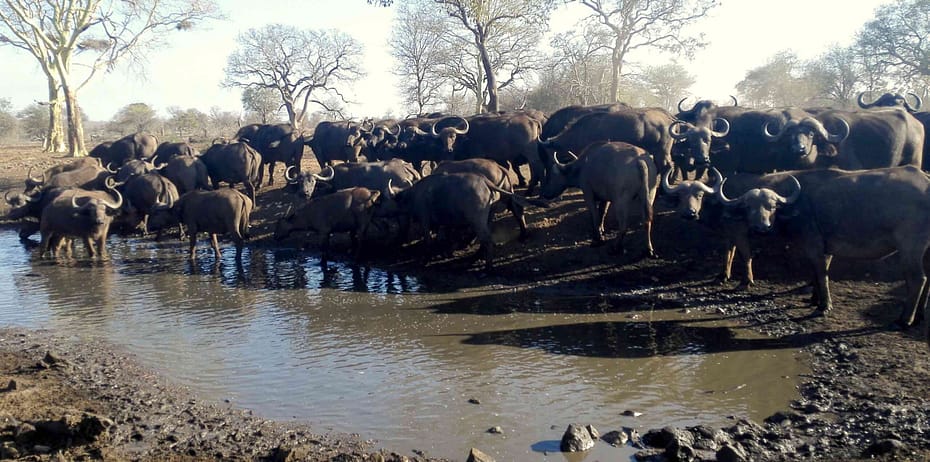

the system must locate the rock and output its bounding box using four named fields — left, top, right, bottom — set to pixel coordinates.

left=665, top=437, right=696, bottom=462
left=467, top=398, right=481, bottom=405
left=43, top=351, right=65, bottom=366
left=642, top=426, right=692, bottom=449
left=486, top=426, right=503, bottom=434
left=560, top=423, right=598, bottom=452
left=601, top=430, right=628, bottom=447
left=0, top=442, right=20, bottom=459
left=716, top=443, right=748, bottom=462
left=78, top=413, right=113, bottom=441
left=621, top=410, right=643, bottom=417
left=465, top=447, right=495, bottom=462
left=863, top=439, right=908, bottom=457
left=2, top=380, right=16, bottom=392
left=33, top=444, right=51, bottom=454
